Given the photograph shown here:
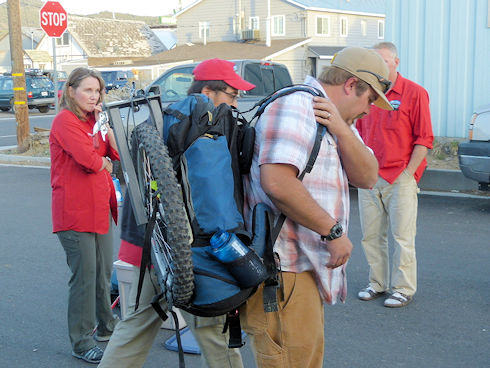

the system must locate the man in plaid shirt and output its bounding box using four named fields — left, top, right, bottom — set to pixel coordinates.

left=241, top=47, right=394, bottom=368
